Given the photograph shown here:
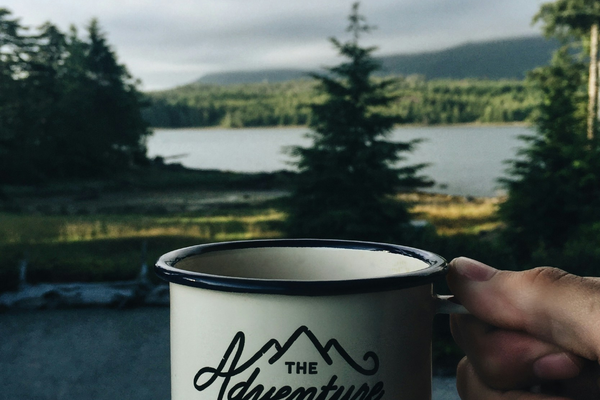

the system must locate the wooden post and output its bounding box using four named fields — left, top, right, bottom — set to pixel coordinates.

left=18, top=257, right=28, bottom=290
left=139, top=239, right=149, bottom=283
